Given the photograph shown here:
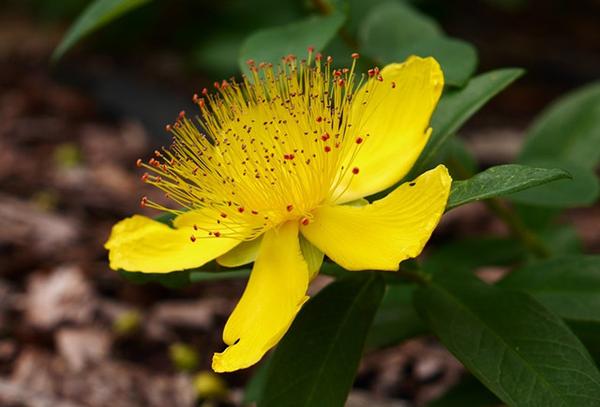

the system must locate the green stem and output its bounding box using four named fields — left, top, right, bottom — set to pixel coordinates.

left=486, top=198, right=551, bottom=258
